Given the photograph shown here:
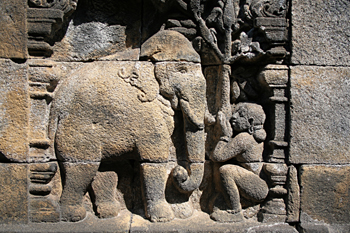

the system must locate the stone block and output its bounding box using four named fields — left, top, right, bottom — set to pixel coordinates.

left=0, top=211, right=132, bottom=232
left=299, top=223, right=331, bottom=233
left=0, top=163, right=28, bottom=224
left=130, top=212, right=297, bottom=233
left=290, top=66, right=350, bottom=164
left=0, top=0, right=27, bottom=59
left=0, top=59, right=29, bottom=162
left=300, top=165, right=350, bottom=224
left=51, top=0, right=142, bottom=61
left=291, top=0, right=350, bottom=66
left=286, top=166, right=300, bottom=223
